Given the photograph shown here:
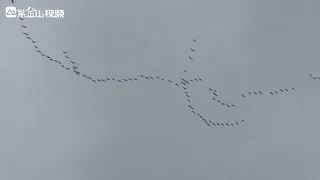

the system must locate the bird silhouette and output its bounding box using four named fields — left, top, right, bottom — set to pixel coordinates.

left=280, top=89, right=284, bottom=92
left=248, top=92, right=252, bottom=95
left=193, top=39, right=196, bottom=42
left=190, top=48, right=195, bottom=52
left=270, top=92, right=274, bottom=95
left=258, top=91, right=263, bottom=94
left=189, top=57, right=193, bottom=60
left=21, top=25, right=27, bottom=28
